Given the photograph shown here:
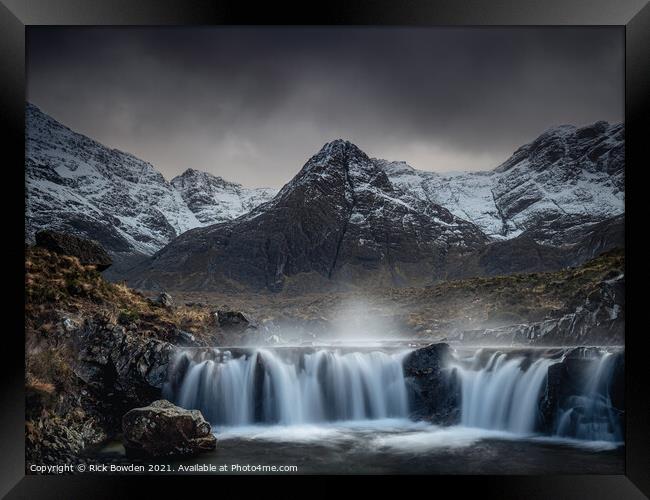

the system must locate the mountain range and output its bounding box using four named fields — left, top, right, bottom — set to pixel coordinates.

left=25, top=103, right=276, bottom=258
left=25, top=103, right=624, bottom=292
